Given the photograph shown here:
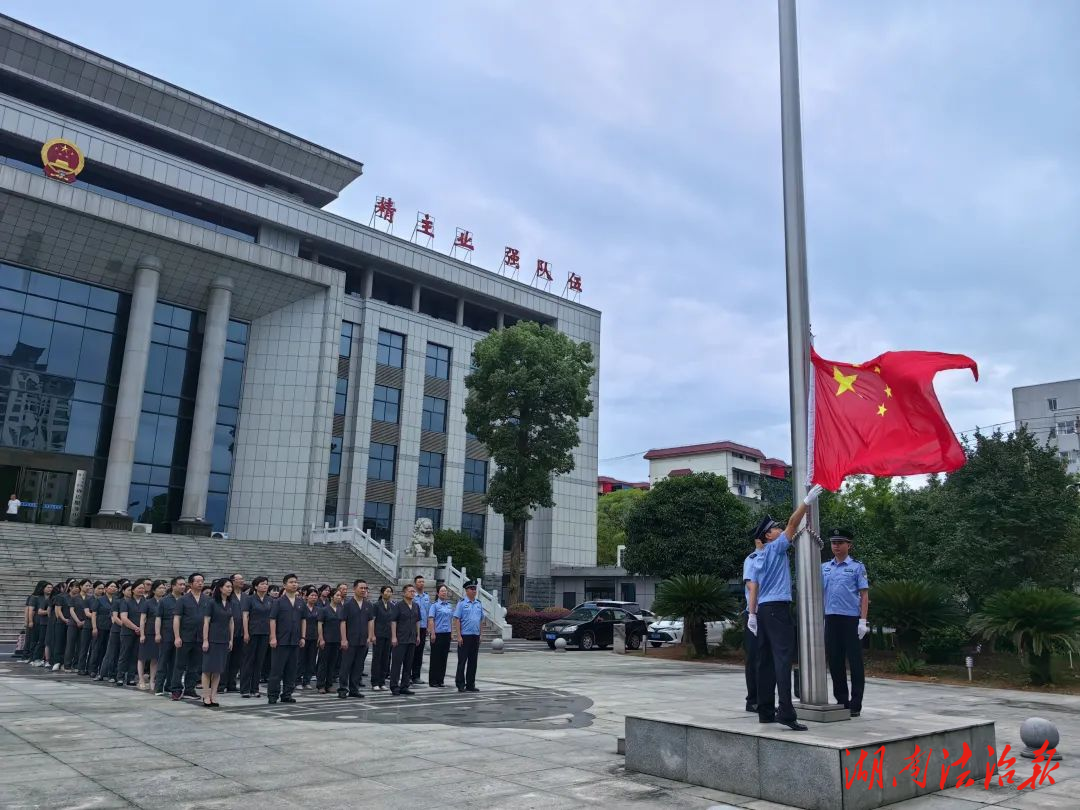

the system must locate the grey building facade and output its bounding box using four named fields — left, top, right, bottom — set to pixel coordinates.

left=1013, top=378, right=1080, bottom=475
left=0, top=15, right=600, bottom=604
